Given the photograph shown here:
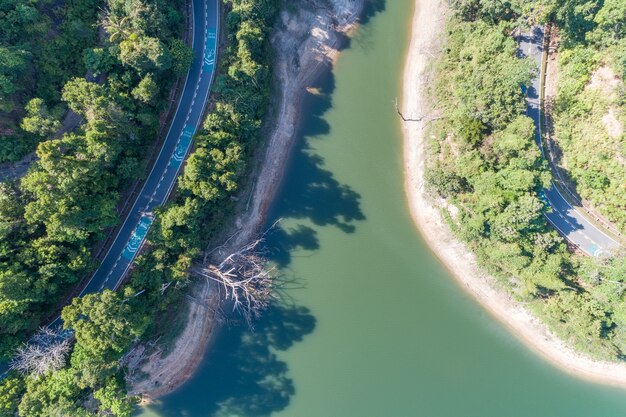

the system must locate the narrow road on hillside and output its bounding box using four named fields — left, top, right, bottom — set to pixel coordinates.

left=80, top=0, right=218, bottom=295
left=518, top=26, right=619, bottom=257
left=0, top=0, right=219, bottom=377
